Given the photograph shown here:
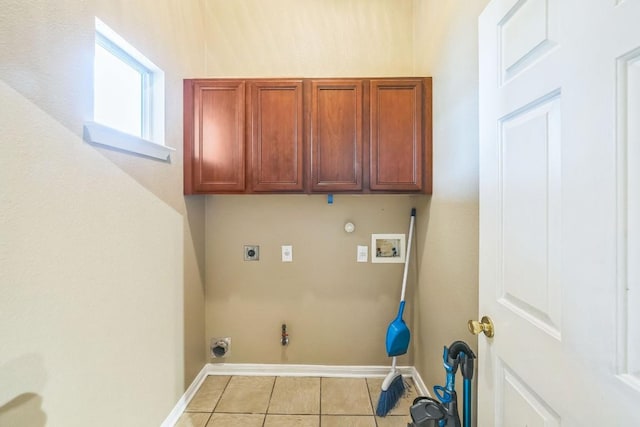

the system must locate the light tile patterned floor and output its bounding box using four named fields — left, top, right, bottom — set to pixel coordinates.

left=174, top=375, right=419, bottom=427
